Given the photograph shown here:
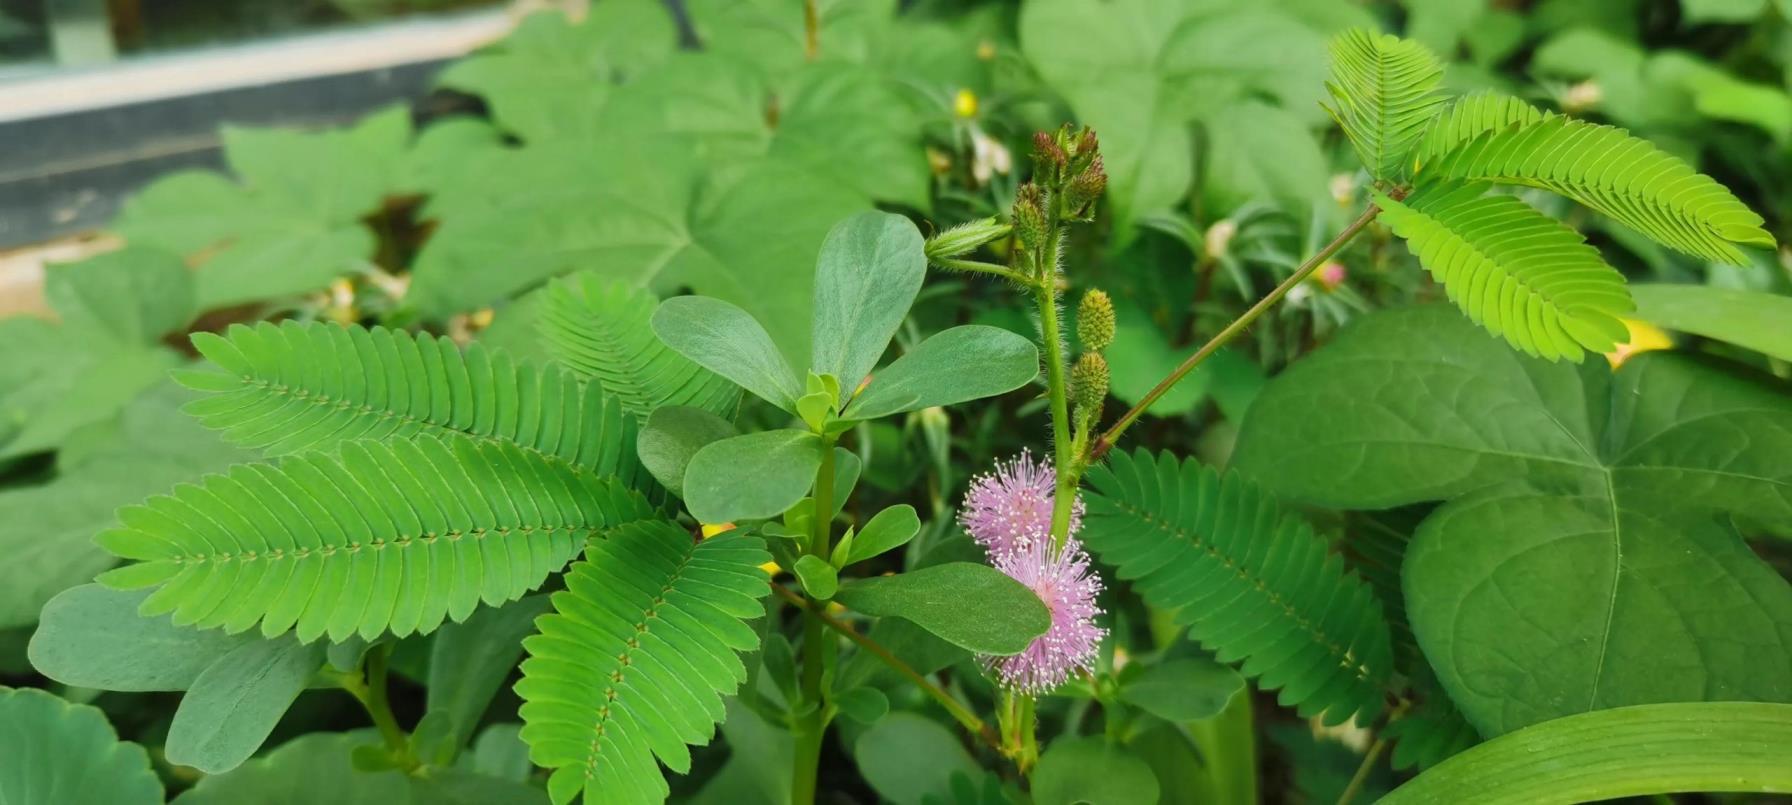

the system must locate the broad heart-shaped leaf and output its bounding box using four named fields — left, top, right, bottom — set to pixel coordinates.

left=94, top=432, right=659, bottom=644
left=166, top=637, right=327, bottom=773
left=1233, top=305, right=1792, bottom=736
left=1032, top=736, right=1161, bottom=805
left=114, top=106, right=409, bottom=307
left=1, top=383, right=254, bottom=629
left=841, top=326, right=1039, bottom=420
left=435, top=4, right=676, bottom=142
left=1380, top=702, right=1792, bottom=804
left=1629, top=284, right=1792, bottom=363
left=810, top=211, right=927, bottom=399
left=834, top=562, right=1050, bottom=655
left=410, top=134, right=867, bottom=365
left=0, top=687, right=161, bottom=804
left=683, top=430, right=826, bottom=524
left=654, top=296, right=802, bottom=411
left=517, top=523, right=771, bottom=805
left=539, top=274, right=741, bottom=420
left=637, top=406, right=739, bottom=498
left=1020, top=0, right=1330, bottom=236
left=29, top=585, right=273, bottom=691
left=0, top=247, right=194, bottom=460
